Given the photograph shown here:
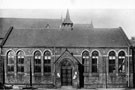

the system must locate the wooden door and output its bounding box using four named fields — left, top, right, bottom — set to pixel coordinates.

left=61, top=60, right=72, bottom=86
